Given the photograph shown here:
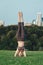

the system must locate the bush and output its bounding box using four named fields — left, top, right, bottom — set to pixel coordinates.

left=0, top=25, right=43, bottom=50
